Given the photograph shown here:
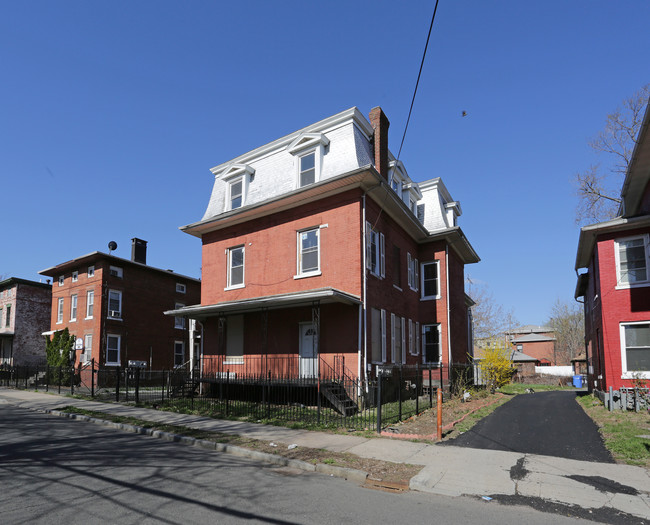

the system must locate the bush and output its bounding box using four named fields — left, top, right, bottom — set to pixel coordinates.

left=476, top=346, right=513, bottom=393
